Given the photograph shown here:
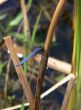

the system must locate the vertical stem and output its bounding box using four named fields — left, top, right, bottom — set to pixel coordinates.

left=34, top=0, right=66, bottom=110
left=61, top=78, right=75, bottom=110
left=4, top=57, right=11, bottom=99
left=20, top=0, right=30, bottom=73
left=20, top=0, right=30, bottom=38
left=67, top=1, right=77, bottom=110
